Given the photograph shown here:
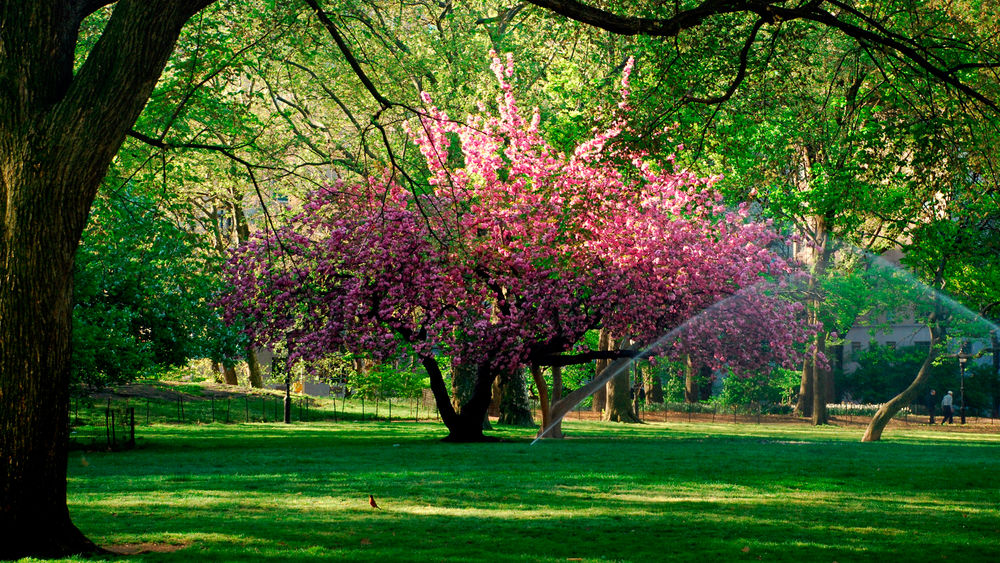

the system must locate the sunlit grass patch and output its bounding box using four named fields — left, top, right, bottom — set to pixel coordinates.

left=56, top=419, right=1000, bottom=562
